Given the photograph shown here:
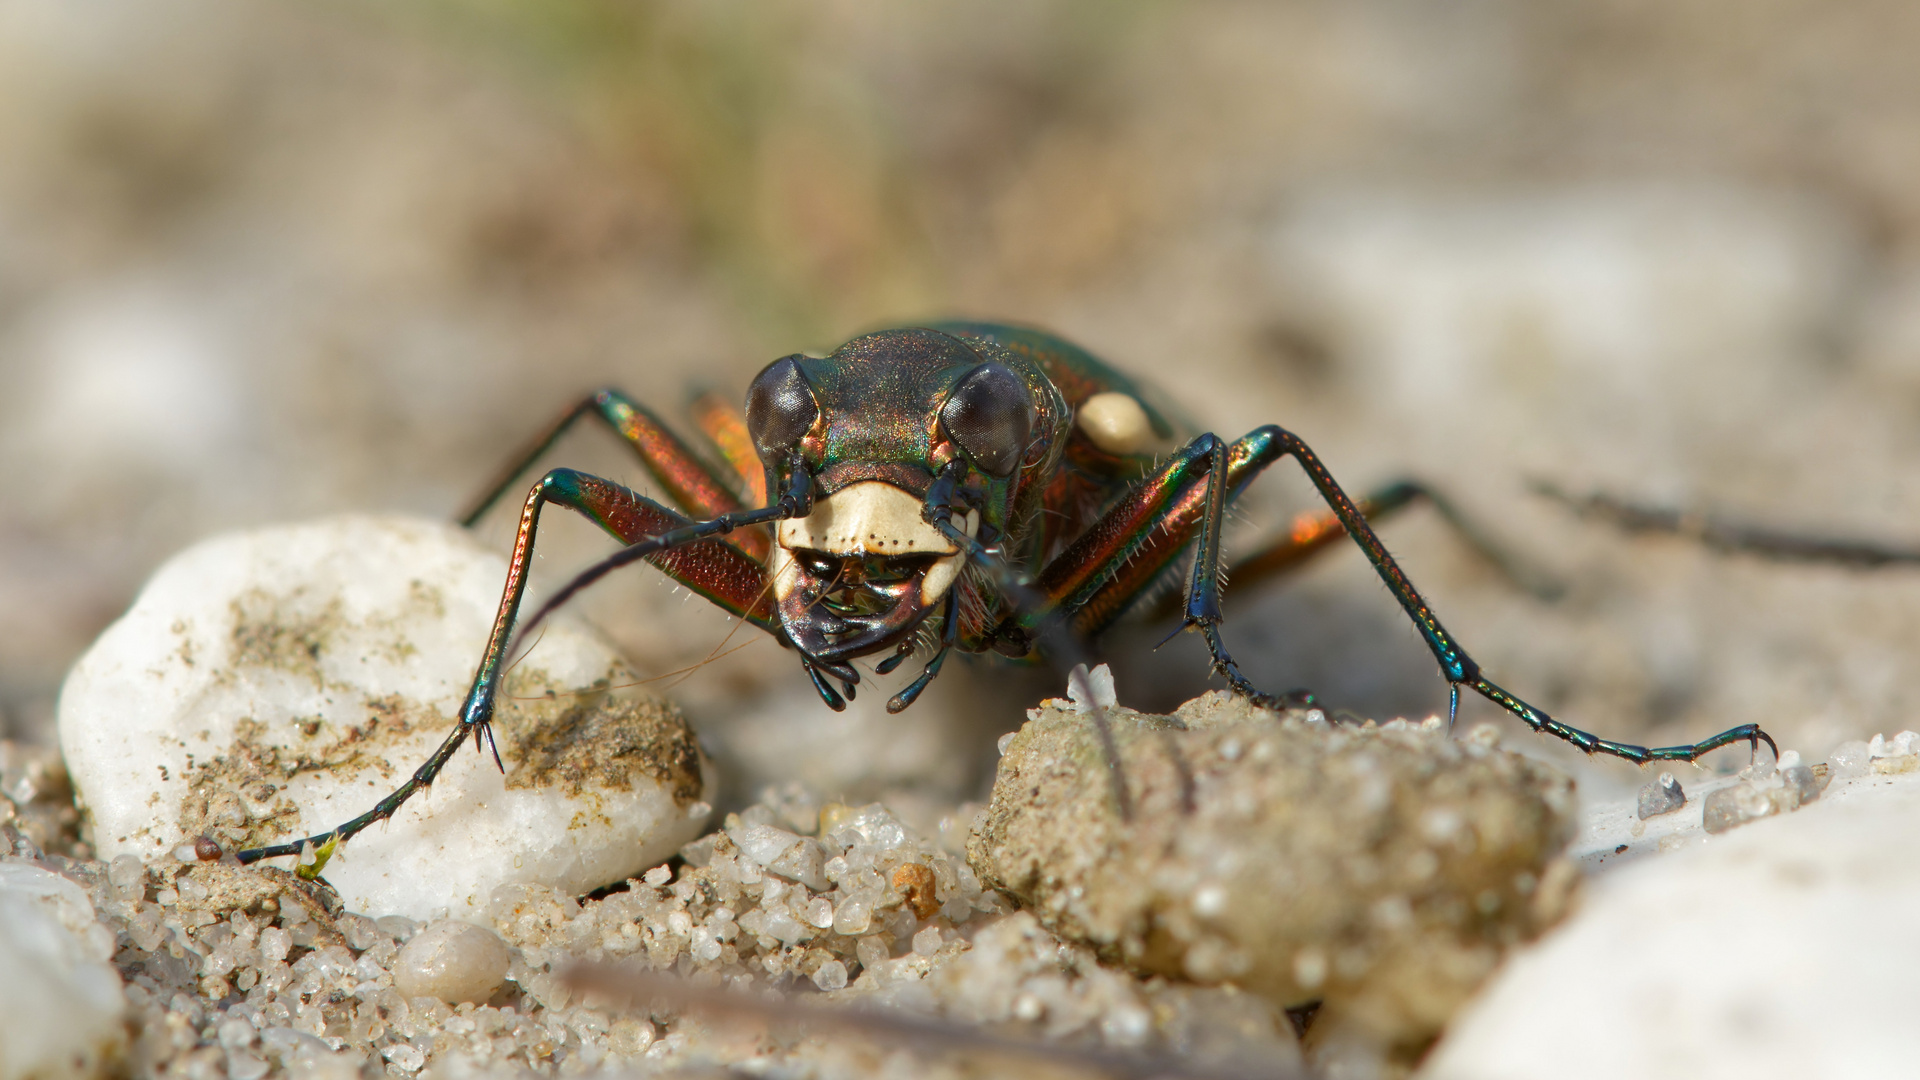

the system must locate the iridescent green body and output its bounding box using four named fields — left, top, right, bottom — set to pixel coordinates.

left=237, top=321, right=1777, bottom=866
